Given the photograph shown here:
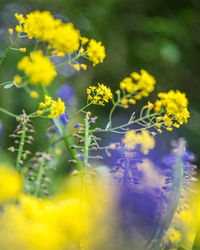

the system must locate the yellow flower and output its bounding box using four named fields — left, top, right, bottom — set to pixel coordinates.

left=87, top=39, right=106, bottom=66
left=50, top=23, right=80, bottom=54
left=18, top=50, right=57, bottom=85
left=19, top=48, right=26, bottom=52
left=15, top=13, right=25, bottom=24
left=80, top=36, right=89, bottom=45
left=16, top=11, right=80, bottom=55
left=0, top=165, right=22, bottom=203
left=122, top=130, right=155, bottom=154
left=81, top=64, right=87, bottom=70
left=30, top=91, right=39, bottom=99
left=15, top=25, right=23, bottom=33
left=8, top=28, right=13, bottom=35
left=23, top=11, right=61, bottom=41
left=13, top=75, right=22, bottom=85
left=87, top=83, right=112, bottom=106
left=154, top=90, right=190, bottom=126
left=38, top=95, right=65, bottom=119
left=73, top=64, right=80, bottom=71
left=119, top=70, right=156, bottom=101
left=48, top=97, right=66, bottom=119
